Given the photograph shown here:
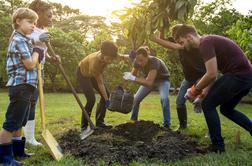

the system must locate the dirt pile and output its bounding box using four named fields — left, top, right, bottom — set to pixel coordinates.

left=59, top=120, right=207, bottom=165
